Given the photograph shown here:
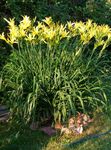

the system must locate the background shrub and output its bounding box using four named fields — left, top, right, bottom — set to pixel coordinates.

left=0, top=0, right=111, bottom=26
left=81, top=0, right=111, bottom=26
